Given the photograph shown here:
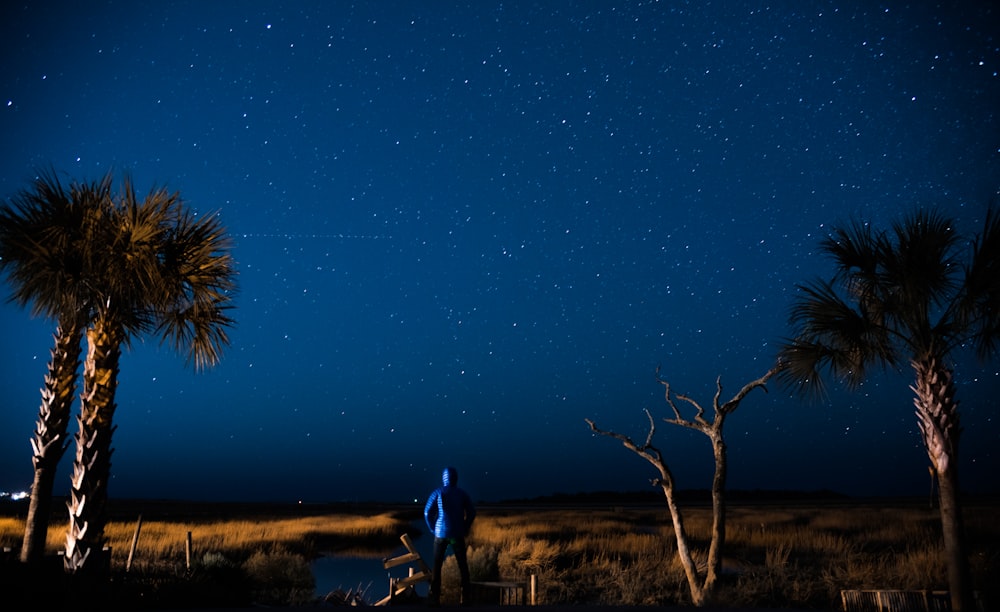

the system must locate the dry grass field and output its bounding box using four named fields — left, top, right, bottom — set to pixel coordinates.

left=1, top=495, right=997, bottom=610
